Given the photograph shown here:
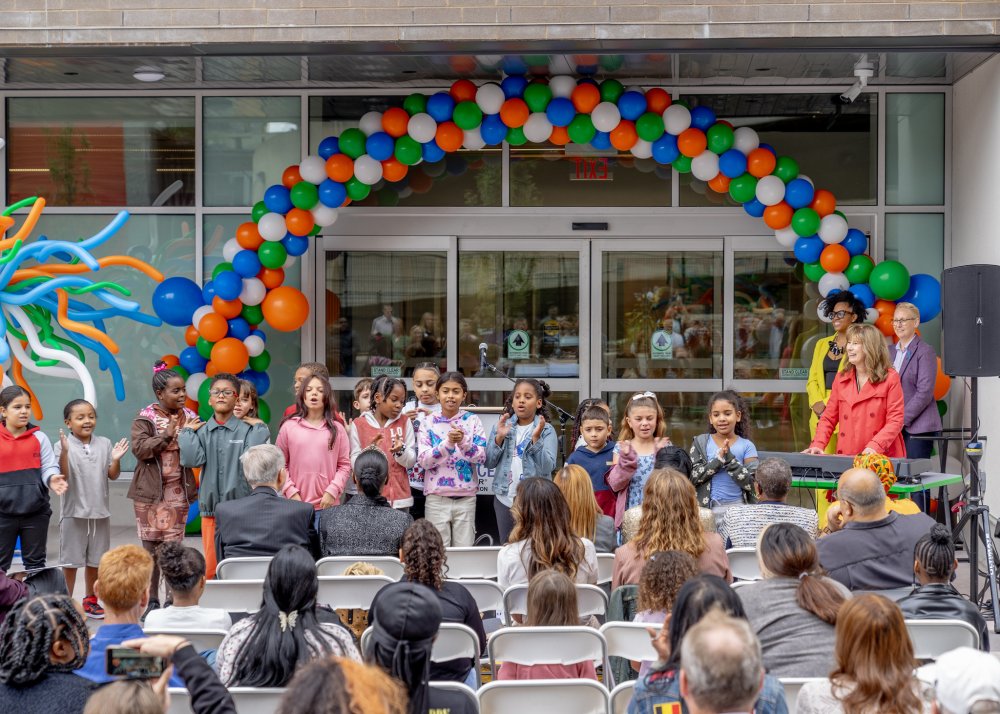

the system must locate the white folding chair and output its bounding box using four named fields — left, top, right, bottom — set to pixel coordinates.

left=599, top=621, right=660, bottom=687
left=143, top=628, right=228, bottom=653
left=730, top=579, right=754, bottom=590
left=450, top=578, right=504, bottom=613
left=431, top=681, right=480, bottom=712
left=167, top=688, right=192, bottom=714
left=610, top=680, right=635, bottom=714
left=487, top=626, right=609, bottom=682
left=478, top=679, right=610, bottom=714
left=200, top=579, right=264, bottom=612
left=215, top=556, right=273, bottom=580
left=316, top=575, right=394, bottom=610
left=229, top=687, right=287, bottom=714
left=726, top=547, right=762, bottom=581
left=596, top=552, right=615, bottom=585
left=905, top=619, right=980, bottom=660
left=445, top=546, right=502, bottom=579
left=362, top=623, right=484, bottom=687
left=316, top=555, right=405, bottom=580
left=779, top=677, right=825, bottom=714
left=503, top=583, right=608, bottom=624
